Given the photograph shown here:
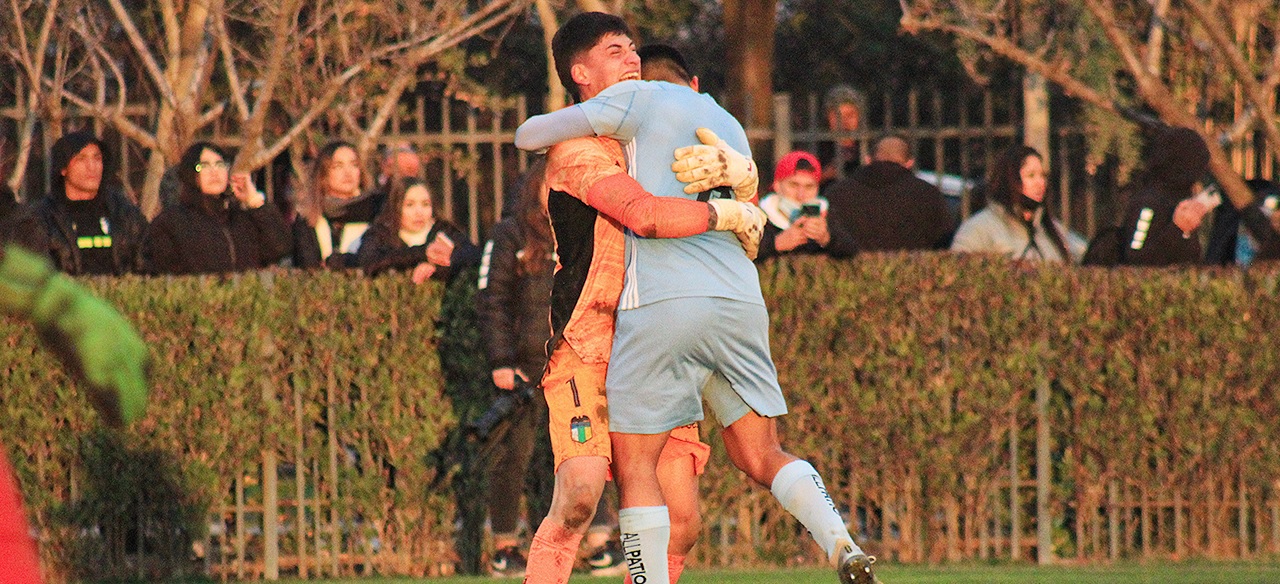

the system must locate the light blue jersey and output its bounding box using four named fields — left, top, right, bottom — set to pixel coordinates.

left=577, top=80, right=762, bottom=310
